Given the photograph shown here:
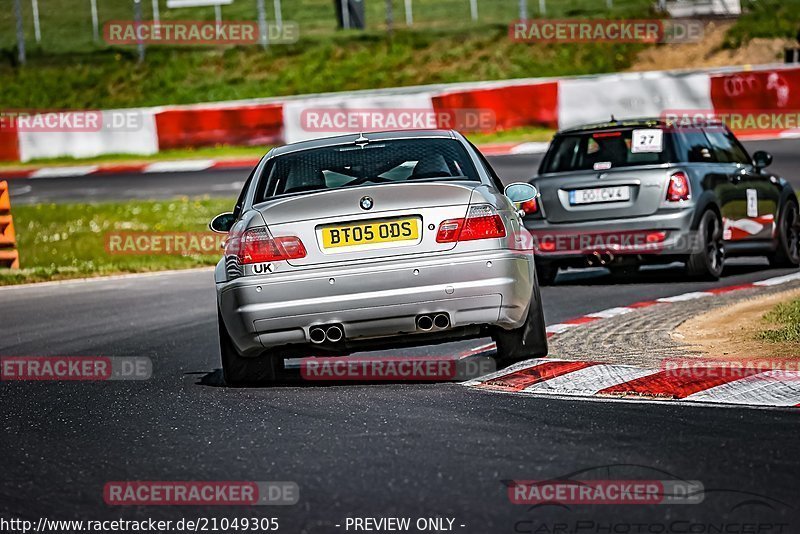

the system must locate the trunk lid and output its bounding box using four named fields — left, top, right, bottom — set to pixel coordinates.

left=256, top=182, right=477, bottom=266
left=534, top=166, right=669, bottom=223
